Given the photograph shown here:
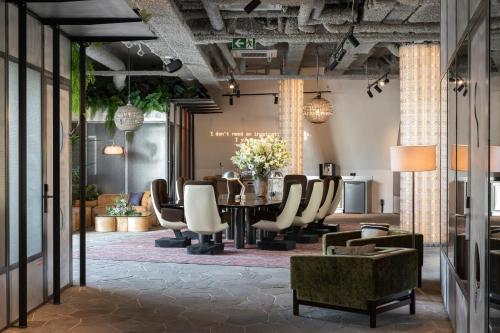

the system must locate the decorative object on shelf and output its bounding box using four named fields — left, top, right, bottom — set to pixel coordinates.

left=231, top=135, right=290, bottom=197
left=303, top=48, right=334, bottom=124
left=106, top=195, right=140, bottom=217
left=114, top=49, right=144, bottom=132
left=223, top=171, right=246, bottom=201
left=390, top=145, right=437, bottom=247
left=103, top=144, right=124, bottom=155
